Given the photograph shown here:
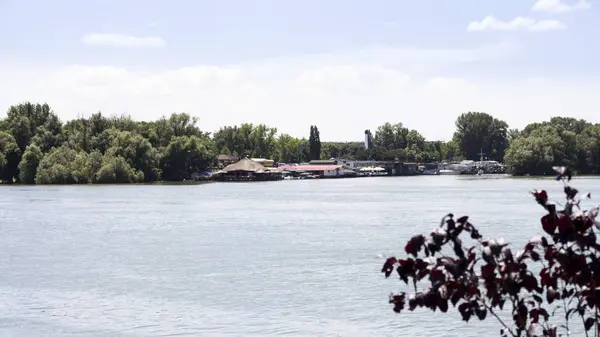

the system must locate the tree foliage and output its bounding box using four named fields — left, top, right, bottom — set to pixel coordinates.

left=309, top=125, right=322, bottom=160
left=3, top=101, right=599, bottom=182
left=18, top=144, right=43, bottom=184
left=0, top=101, right=496, bottom=184
left=505, top=117, right=600, bottom=176
left=0, top=102, right=219, bottom=184
left=381, top=167, right=600, bottom=336
left=453, top=112, right=509, bottom=162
